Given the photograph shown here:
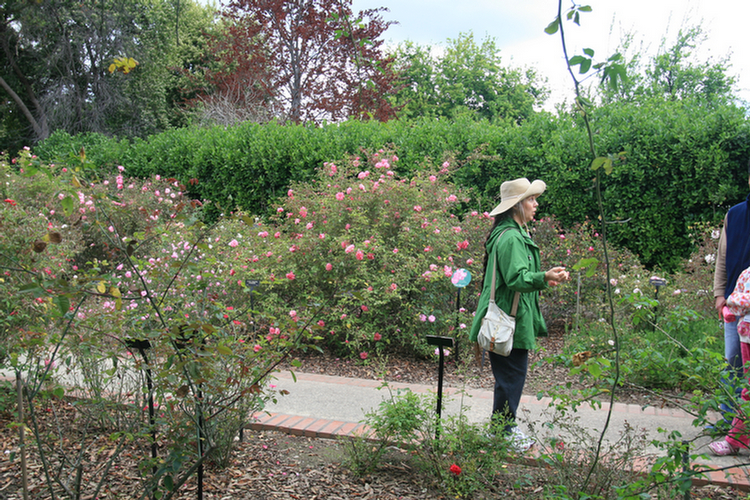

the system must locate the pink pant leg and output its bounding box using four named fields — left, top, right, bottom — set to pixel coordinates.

left=726, top=342, right=750, bottom=449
